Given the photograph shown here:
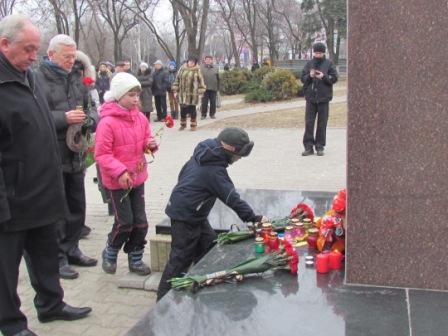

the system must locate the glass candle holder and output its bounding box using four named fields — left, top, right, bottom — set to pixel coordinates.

left=262, top=223, right=272, bottom=244
left=254, top=237, right=265, bottom=254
